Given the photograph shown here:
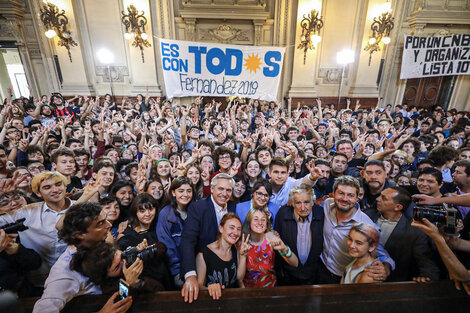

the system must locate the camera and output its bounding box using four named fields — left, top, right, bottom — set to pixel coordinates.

left=121, top=243, right=158, bottom=266
left=413, top=203, right=459, bottom=235
left=1, top=218, right=28, bottom=234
